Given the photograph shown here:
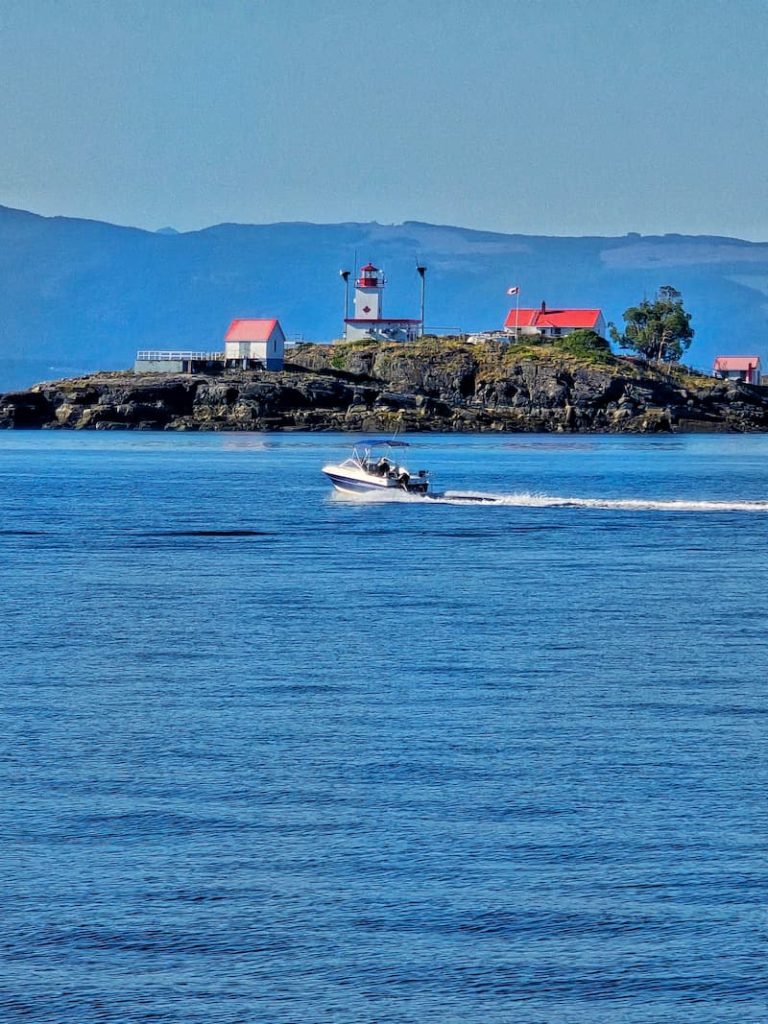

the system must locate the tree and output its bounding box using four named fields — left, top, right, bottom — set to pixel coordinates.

left=609, top=286, right=694, bottom=363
